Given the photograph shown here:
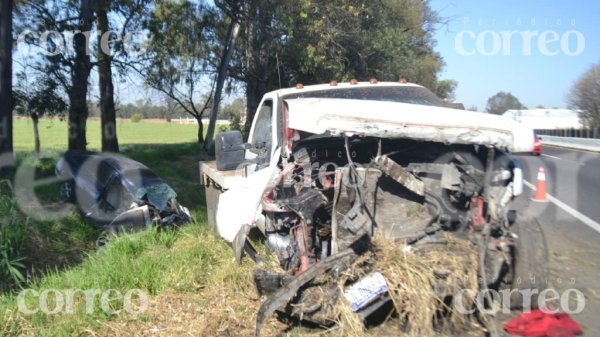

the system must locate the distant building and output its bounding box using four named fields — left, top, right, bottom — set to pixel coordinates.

left=503, top=109, right=582, bottom=129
